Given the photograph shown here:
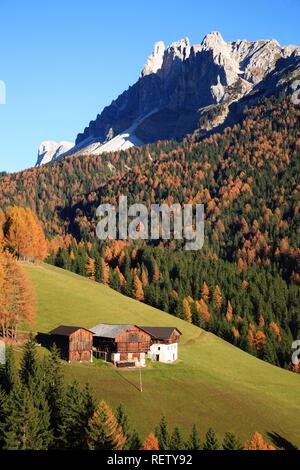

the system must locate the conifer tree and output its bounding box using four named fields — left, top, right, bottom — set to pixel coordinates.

left=244, top=432, right=276, bottom=450
left=143, top=432, right=159, bottom=450
left=59, top=380, right=91, bottom=449
left=155, top=416, right=170, bottom=450
left=4, top=386, right=50, bottom=450
left=86, top=400, right=126, bottom=450
left=170, top=427, right=184, bottom=450
left=203, top=427, right=219, bottom=450
left=128, top=429, right=142, bottom=450
left=214, top=285, right=223, bottom=310
left=133, top=274, right=145, bottom=301
left=222, top=432, right=243, bottom=450
left=0, top=386, right=8, bottom=449
left=0, top=346, right=19, bottom=393
left=201, top=282, right=210, bottom=302
left=186, top=424, right=201, bottom=450
left=20, top=335, right=39, bottom=386
left=44, top=345, right=65, bottom=443
left=116, top=403, right=141, bottom=450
